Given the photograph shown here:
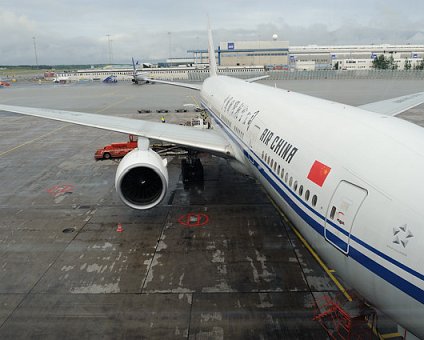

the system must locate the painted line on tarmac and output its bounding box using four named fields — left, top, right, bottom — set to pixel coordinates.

left=0, top=124, right=68, bottom=158
left=95, top=95, right=135, bottom=114
left=0, top=93, right=135, bottom=157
